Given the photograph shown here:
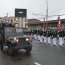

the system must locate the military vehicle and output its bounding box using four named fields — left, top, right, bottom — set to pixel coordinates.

left=0, top=23, right=32, bottom=55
